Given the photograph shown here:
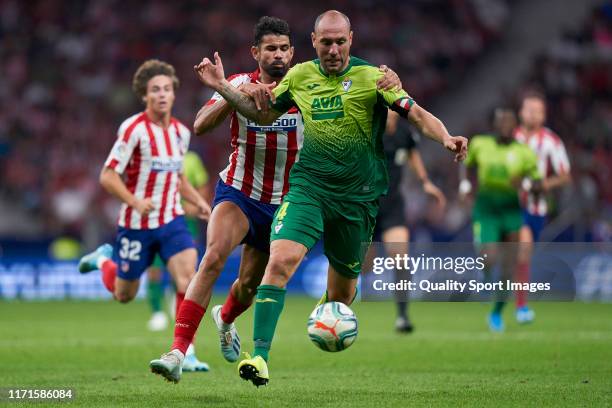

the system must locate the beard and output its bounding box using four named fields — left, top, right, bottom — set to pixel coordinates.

left=262, top=62, right=289, bottom=79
